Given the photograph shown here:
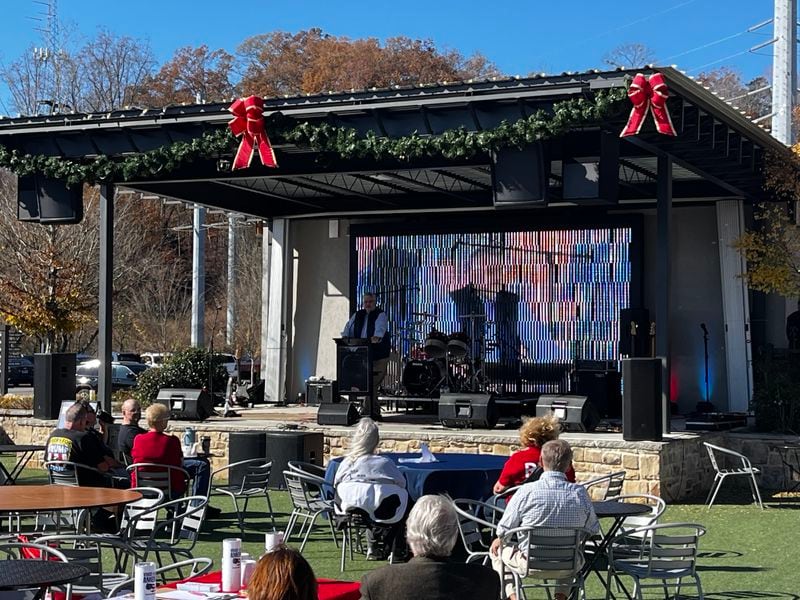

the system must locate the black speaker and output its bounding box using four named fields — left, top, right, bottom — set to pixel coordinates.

left=34, top=353, right=76, bottom=419
left=17, top=175, right=84, bottom=224
left=155, top=388, right=214, bottom=421
left=264, top=431, right=324, bottom=489
left=619, top=308, right=650, bottom=358
left=491, top=143, right=548, bottom=207
left=306, top=379, right=339, bottom=405
left=536, top=394, right=600, bottom=432
left=337, top=345, right=370, bottom=394
left=228, top=432, right=267, bottom=487
left=317, top=402, right=359, bottom=426
left=622, top=358, right=663, bottom=441
left=439, top=393, right=498, bottom=429
left=571, top=369, right=622, bottom=419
